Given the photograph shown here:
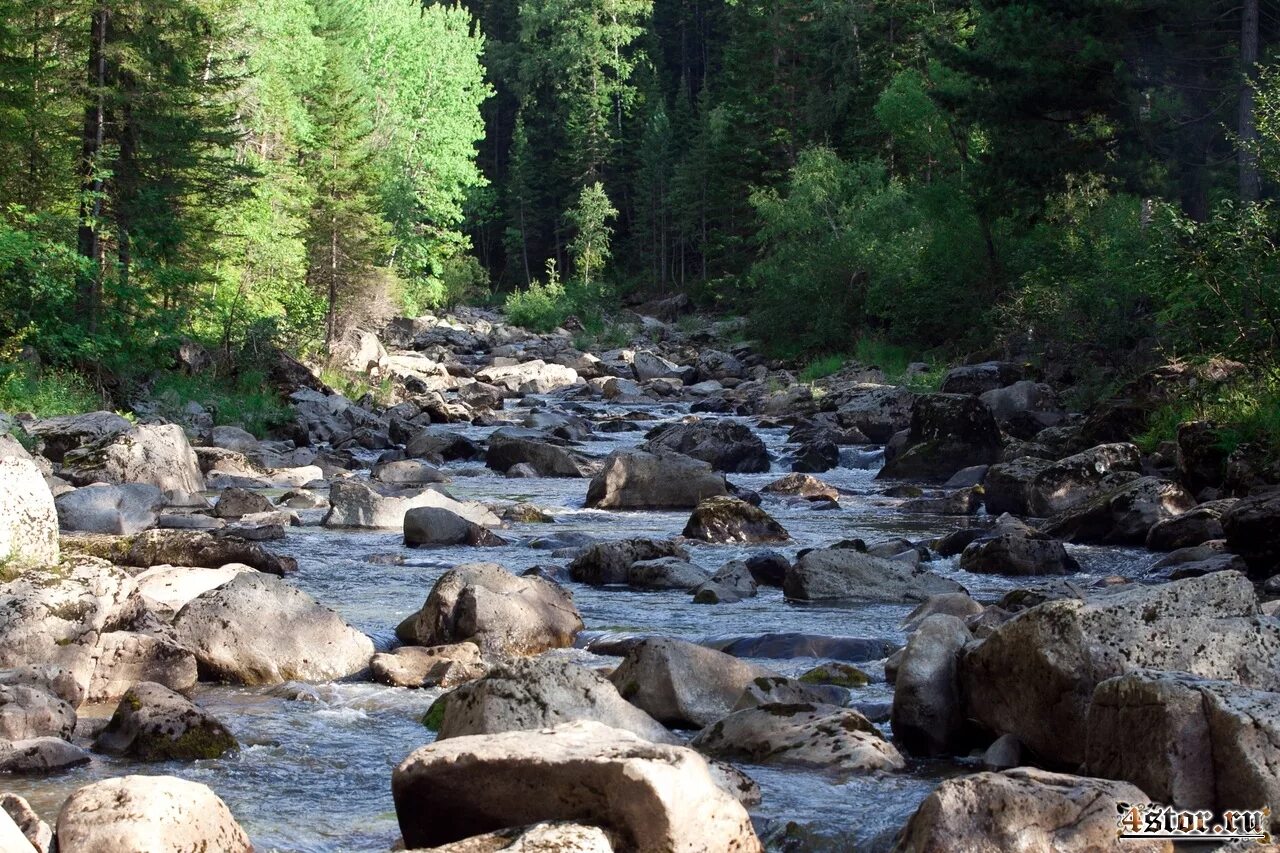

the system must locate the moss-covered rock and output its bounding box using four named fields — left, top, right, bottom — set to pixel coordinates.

left=94, top=681, right=236, bottom=762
